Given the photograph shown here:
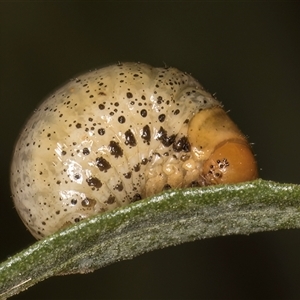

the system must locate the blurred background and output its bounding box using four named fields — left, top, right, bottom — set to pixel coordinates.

left=1, top=2, right=300, bottom=299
